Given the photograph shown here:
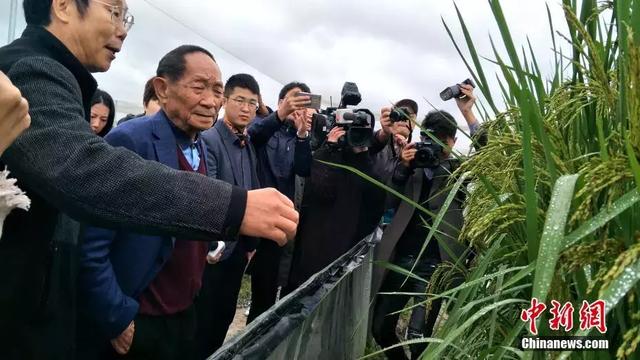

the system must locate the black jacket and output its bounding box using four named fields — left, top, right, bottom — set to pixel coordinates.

left=0, top=26, right=246, bottom=359
left=286, top=143, right=386, bottom=290
left=371, top=159, right=468, bottom=298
